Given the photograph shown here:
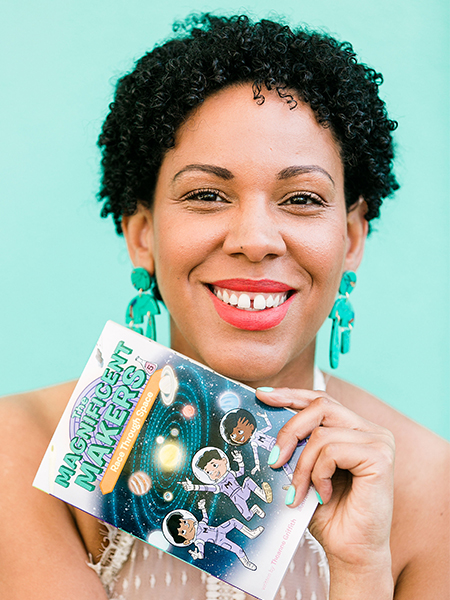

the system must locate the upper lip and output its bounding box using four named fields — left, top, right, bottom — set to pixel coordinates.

left=210, top=279, right=293, bottom=293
